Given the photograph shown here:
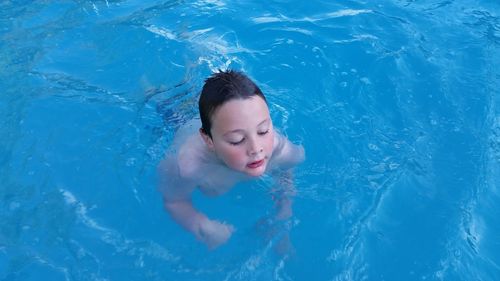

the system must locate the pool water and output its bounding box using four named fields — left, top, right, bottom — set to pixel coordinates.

left=1, top=0, right=499, bottom=280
